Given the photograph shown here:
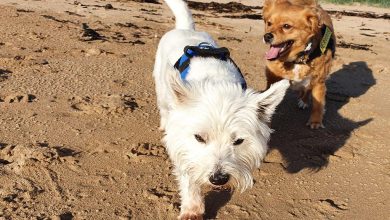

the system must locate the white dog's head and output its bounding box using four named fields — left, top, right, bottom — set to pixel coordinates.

left=164, top=76, right=289, bottom=192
